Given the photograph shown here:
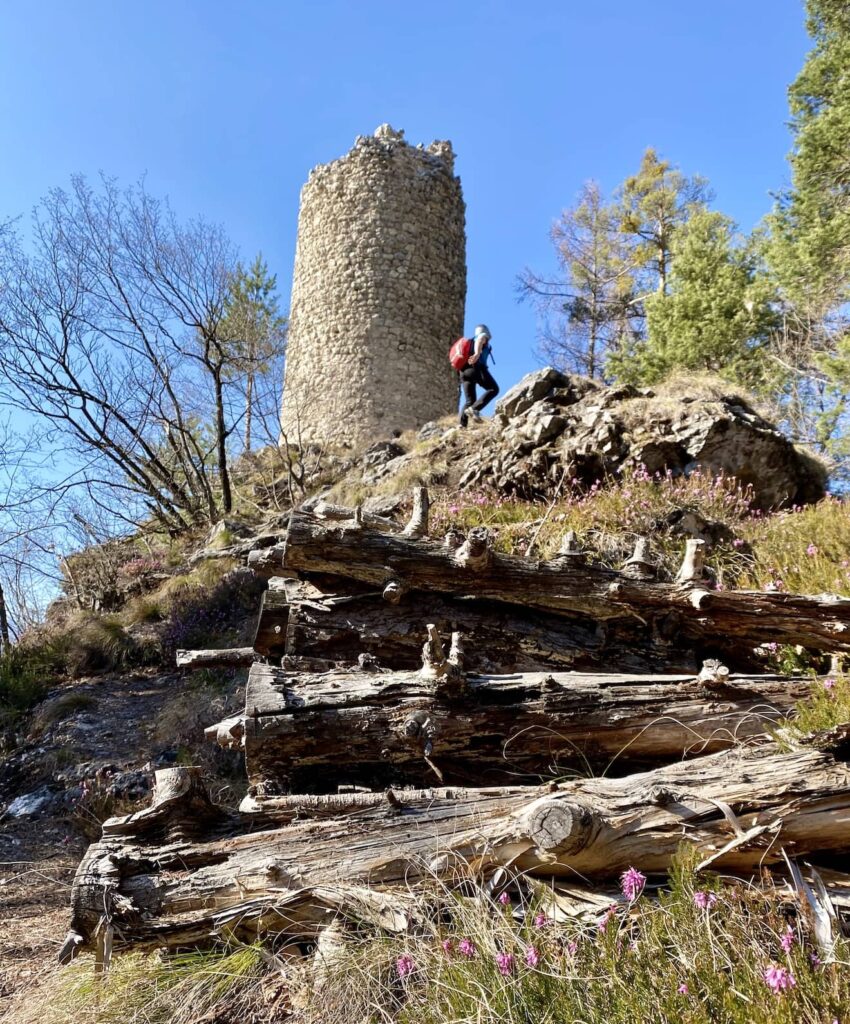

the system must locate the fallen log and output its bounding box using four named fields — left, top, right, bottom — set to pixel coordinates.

left=64, top=744, right=850, bottom=954
left=279, top=509, right=850, bottom=655
left=253, top=577, right=700, bottom=671
left=229, top=659, right=811, bottom=791
left=176, top=647, right=255, bottom=669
